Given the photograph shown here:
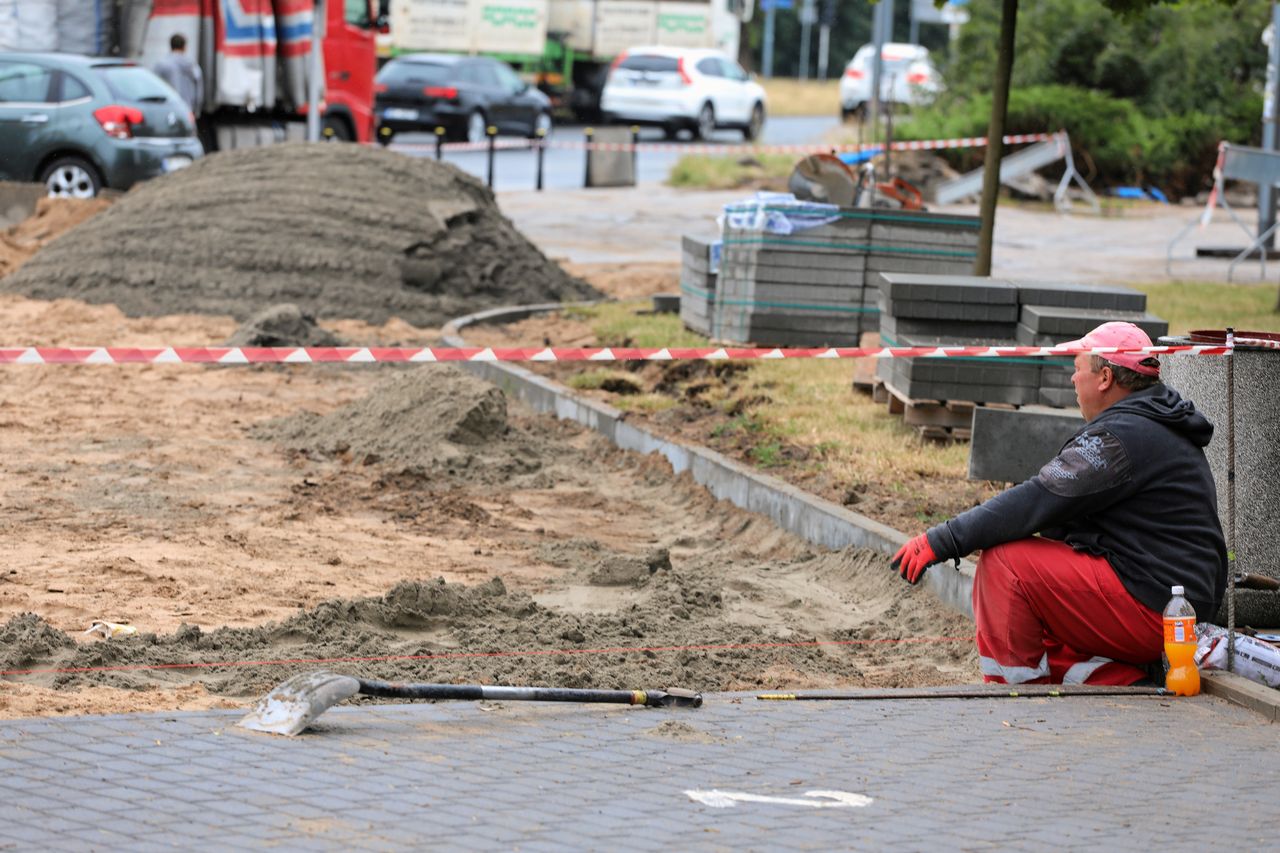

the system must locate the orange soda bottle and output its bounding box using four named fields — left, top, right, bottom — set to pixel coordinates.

left=1163, top=584, right=1200, bottom=696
